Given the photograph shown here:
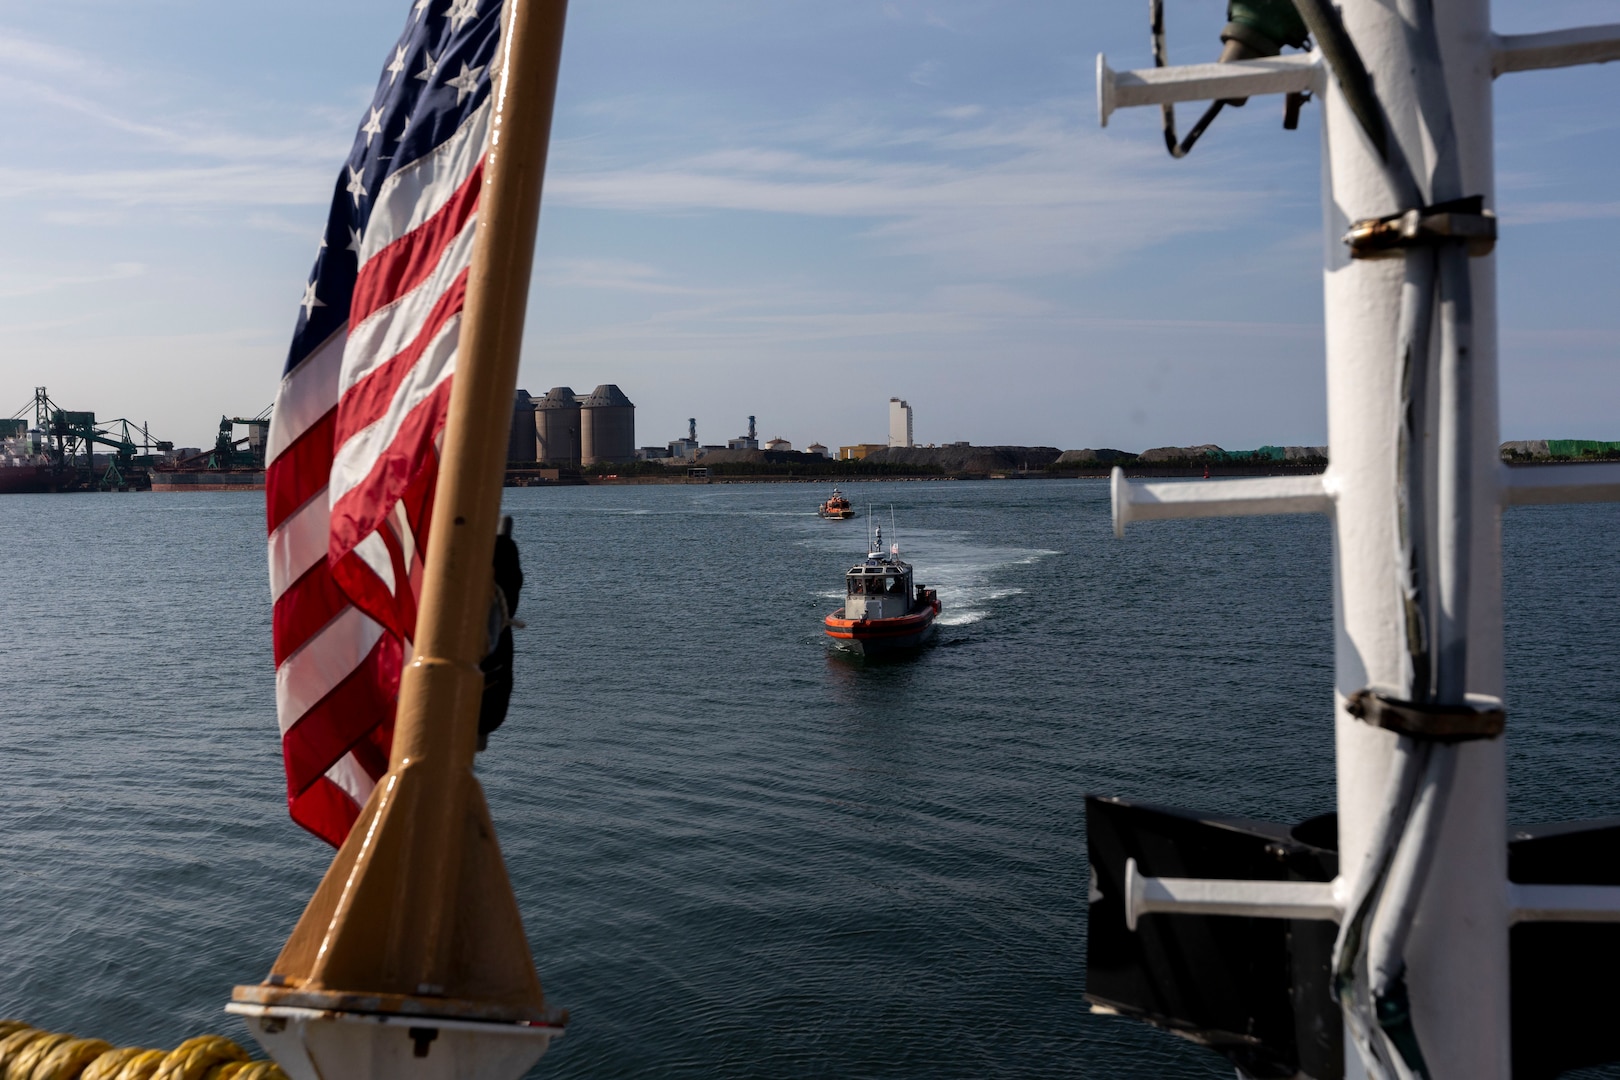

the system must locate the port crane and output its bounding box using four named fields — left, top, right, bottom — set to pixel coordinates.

left=168, top=405, right=273, bottom=471
left=6, top=387, right=173, bottom=491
